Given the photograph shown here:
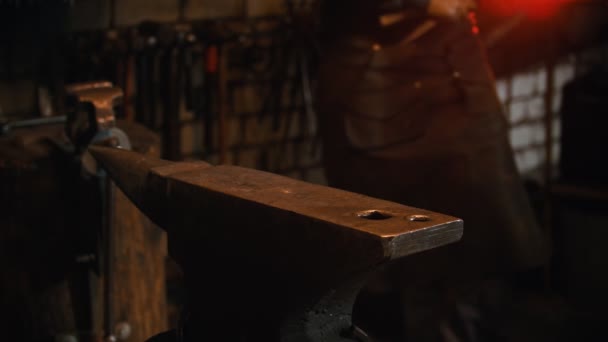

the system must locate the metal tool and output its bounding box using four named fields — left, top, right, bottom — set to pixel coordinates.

left=203, top=44, right=219, bottom=158
left=66, top=81, right=133, bottom=342
left=0, top=115, right=67, bottom=136
left=65, top=81, right=130, bottom=153
left=0, top=81, right=118, bottom=137
left=88, top=146, right=463, bottom=341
